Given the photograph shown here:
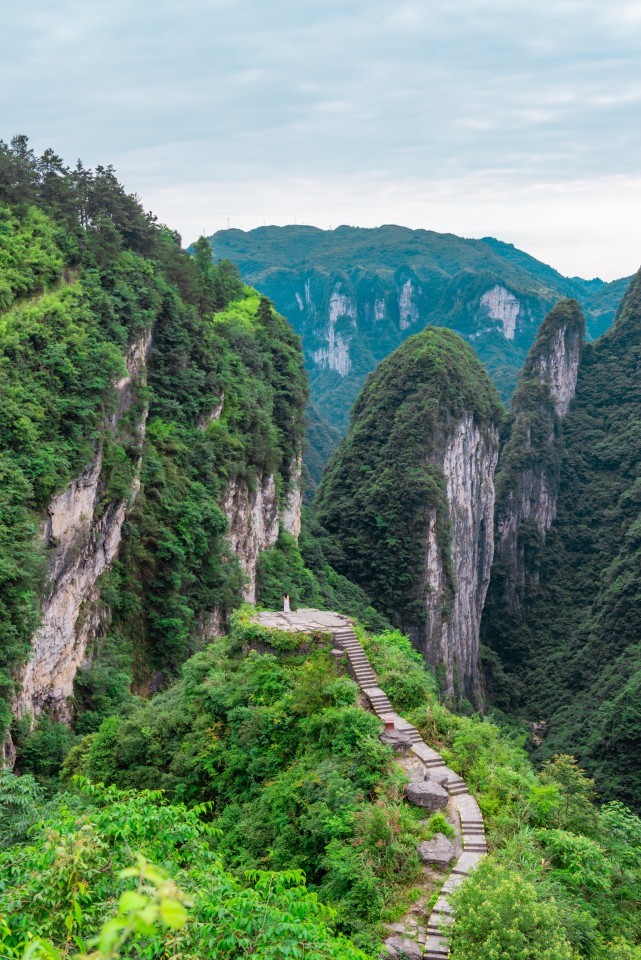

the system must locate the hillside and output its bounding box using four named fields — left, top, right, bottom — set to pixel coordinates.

left=209, top=224, right=628, bottom=440
left=3, top=137, right=641, bottom=960
left=0, top=138, right=308, bottom=760
left=482, top=269, right=641, bottom=807
left=316, top=326, right=502, bottom=704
